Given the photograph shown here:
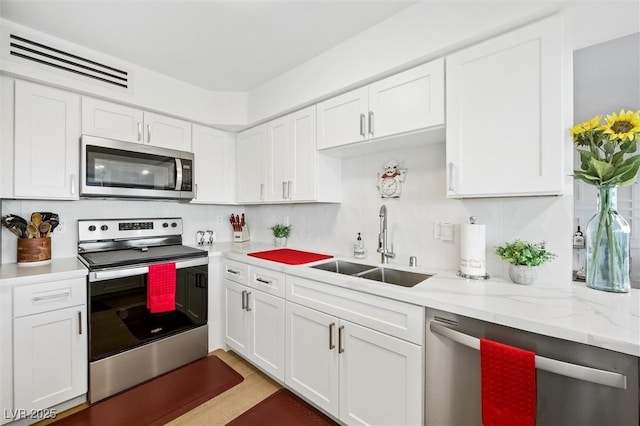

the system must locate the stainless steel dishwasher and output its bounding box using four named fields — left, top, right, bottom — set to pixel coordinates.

left=425, top=308, right=639, bottom=426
